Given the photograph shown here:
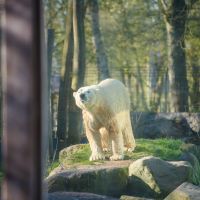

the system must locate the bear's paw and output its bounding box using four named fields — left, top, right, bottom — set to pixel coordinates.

left=124, top=147, right=136, bottom=152
left=89, top=152, right=105, bottom=161
left=110, top=154, right=124, bottom=161
left=103, top=147, right=111, bottom=152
